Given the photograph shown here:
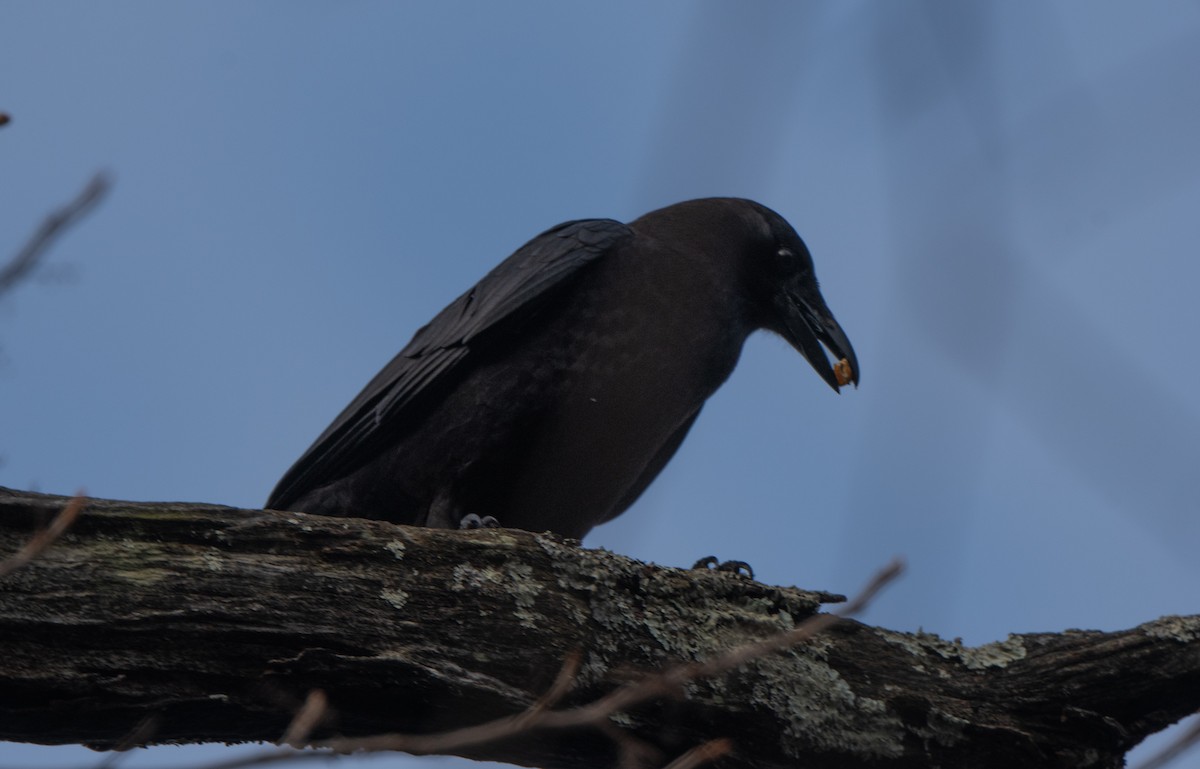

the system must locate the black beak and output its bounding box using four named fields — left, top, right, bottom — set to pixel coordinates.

left=782, top=296, right=859, bottom=393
